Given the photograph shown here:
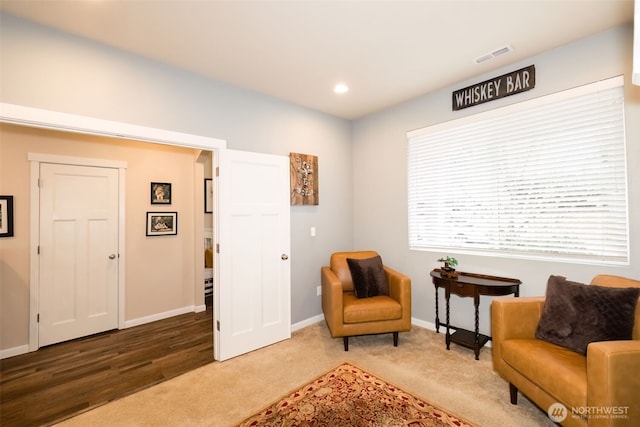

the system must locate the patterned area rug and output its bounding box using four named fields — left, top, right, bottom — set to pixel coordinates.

left=237, top=362, right=476, bottom=426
